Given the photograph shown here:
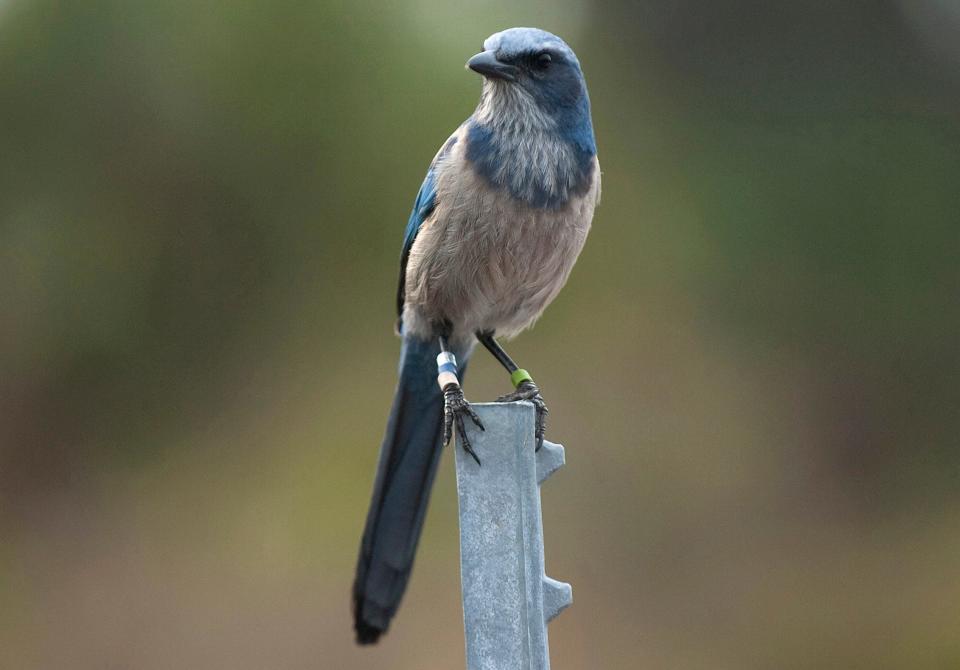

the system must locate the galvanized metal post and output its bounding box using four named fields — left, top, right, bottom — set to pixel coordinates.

left=454, top=401, right=572, bottom=670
